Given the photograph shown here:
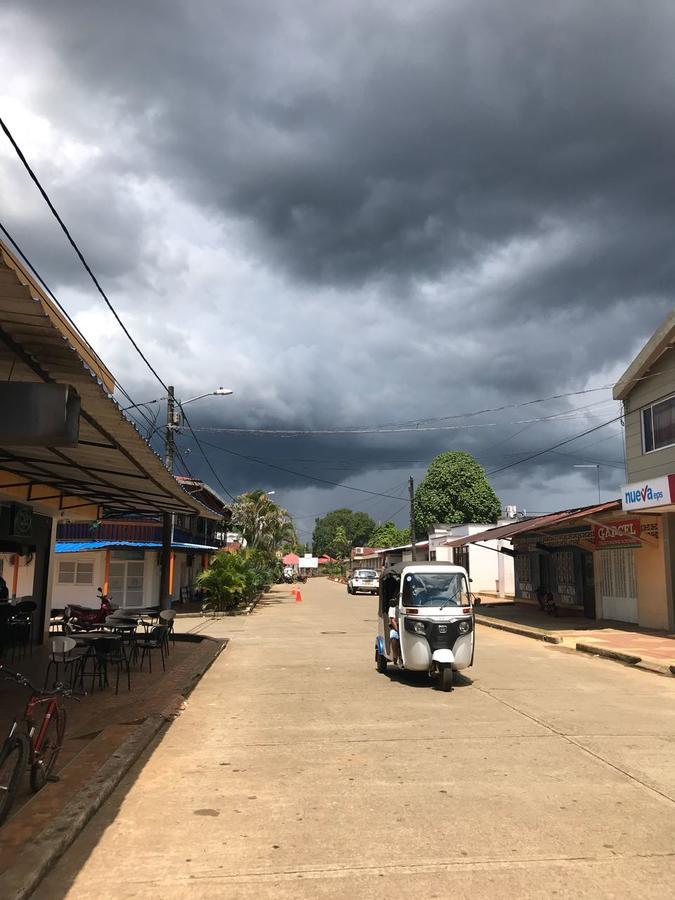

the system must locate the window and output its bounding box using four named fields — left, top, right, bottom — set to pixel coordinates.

left=642, top=395, right=675, bottom=452
left=58, top=560, right=93, bottom=585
